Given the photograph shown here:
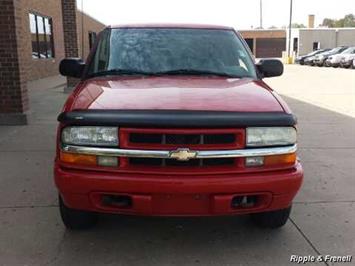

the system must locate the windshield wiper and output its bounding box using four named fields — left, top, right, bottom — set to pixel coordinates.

left=153, top=69, right=243, bottom=78
left=87, top=68, right=245, bottom=79
left=87, top=69, right=153, bottom=78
